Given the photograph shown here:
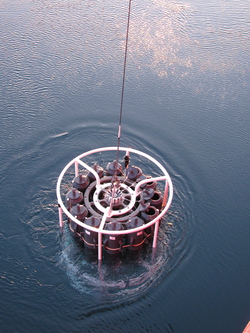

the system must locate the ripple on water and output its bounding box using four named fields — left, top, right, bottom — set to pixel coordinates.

left=0, top=105, right=198, bottom=320
left=13, top=120, right=197, bottom=314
